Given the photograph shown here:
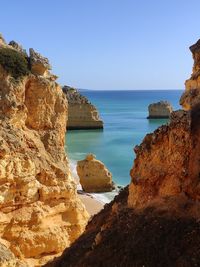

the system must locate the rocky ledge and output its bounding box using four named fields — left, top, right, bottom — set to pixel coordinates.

left=46, top=40, right=200, bottom=267
left=147, top=100, right=173, bottom=119
left=63, top=86, right=103, bottom=130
